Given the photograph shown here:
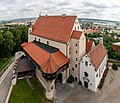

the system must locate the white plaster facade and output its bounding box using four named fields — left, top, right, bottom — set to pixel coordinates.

left=80, top=54, right=108, bottom=92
